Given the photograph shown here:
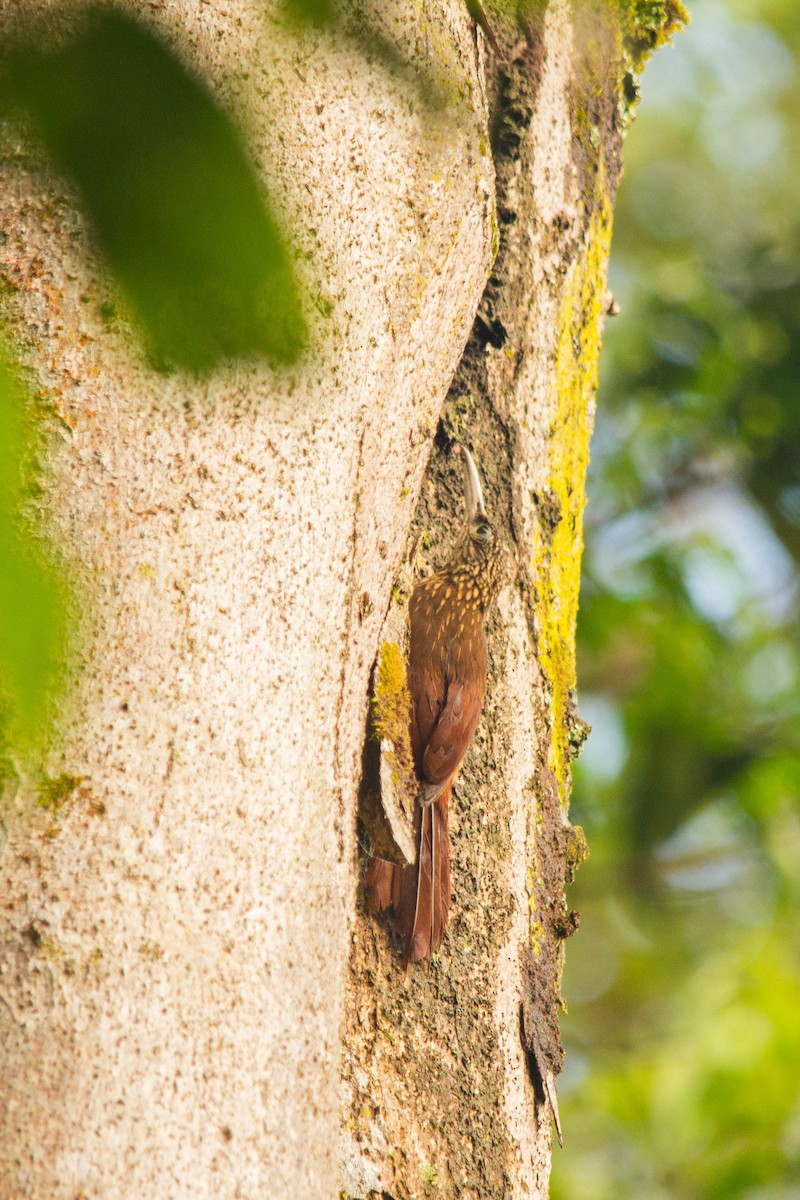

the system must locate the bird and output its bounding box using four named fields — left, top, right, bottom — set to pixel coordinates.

left=365, top=445, right=507, bottom=964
